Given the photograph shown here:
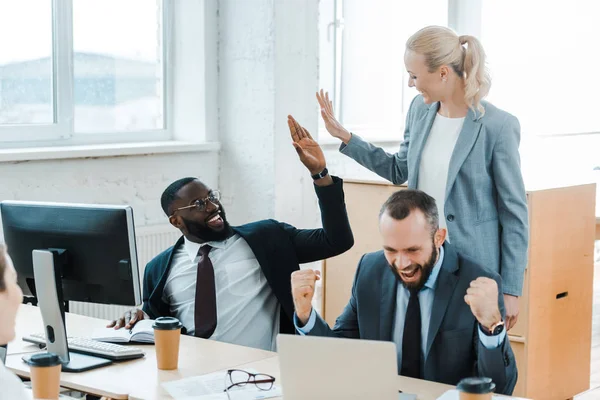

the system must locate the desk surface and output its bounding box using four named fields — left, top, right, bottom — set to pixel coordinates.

left=193, top=356, right=458, bottom=400
left=10, top=305, right=529, bottom=400
left=8, top=305, right=275, bottom=399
